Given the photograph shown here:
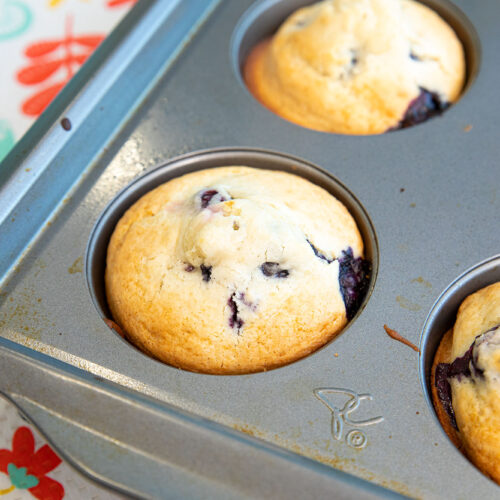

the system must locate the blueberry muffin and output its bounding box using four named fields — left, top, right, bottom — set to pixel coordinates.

left=105, top=167, right=369, bottom=374
left=433, top=282, right=500, bottom=483
left=244, top=0, right=465, bottom=134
